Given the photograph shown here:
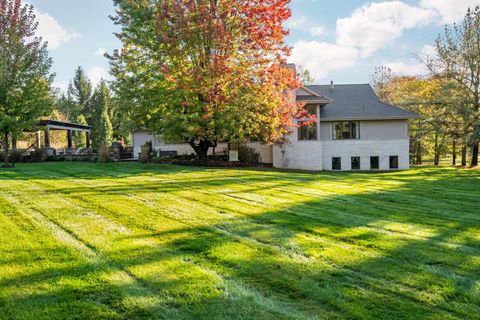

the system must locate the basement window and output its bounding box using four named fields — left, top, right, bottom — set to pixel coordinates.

left=389, top=156, right=399, bottom=169
left=370, top=156, right=380, bottom=170
left=351, top=157, right=360, bottom=170
left=332, top=157, right=341, bottom=171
